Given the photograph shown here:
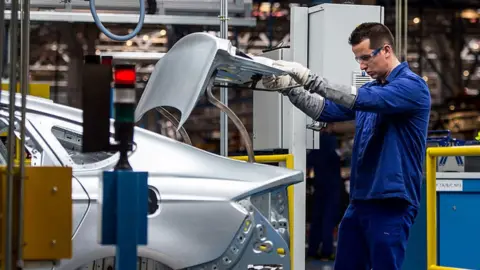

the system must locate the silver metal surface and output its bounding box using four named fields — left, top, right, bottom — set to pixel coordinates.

left=135, top=32, right=287, bottom=127
left=5, top=0, right=19, bottom=266
left=4, top=10, right=257, bottom=26
left=17, top=0, right=30, bottom=265
left=0, top=91, right=302, bottom=270
left=219, top=0, right=229, bottom=157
